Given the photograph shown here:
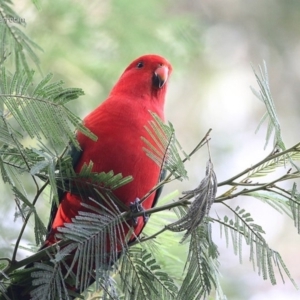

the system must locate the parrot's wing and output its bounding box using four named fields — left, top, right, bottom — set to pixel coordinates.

left=46, top=144, right=82, bottom=234
left=152, top=168, right=166, bottom=208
